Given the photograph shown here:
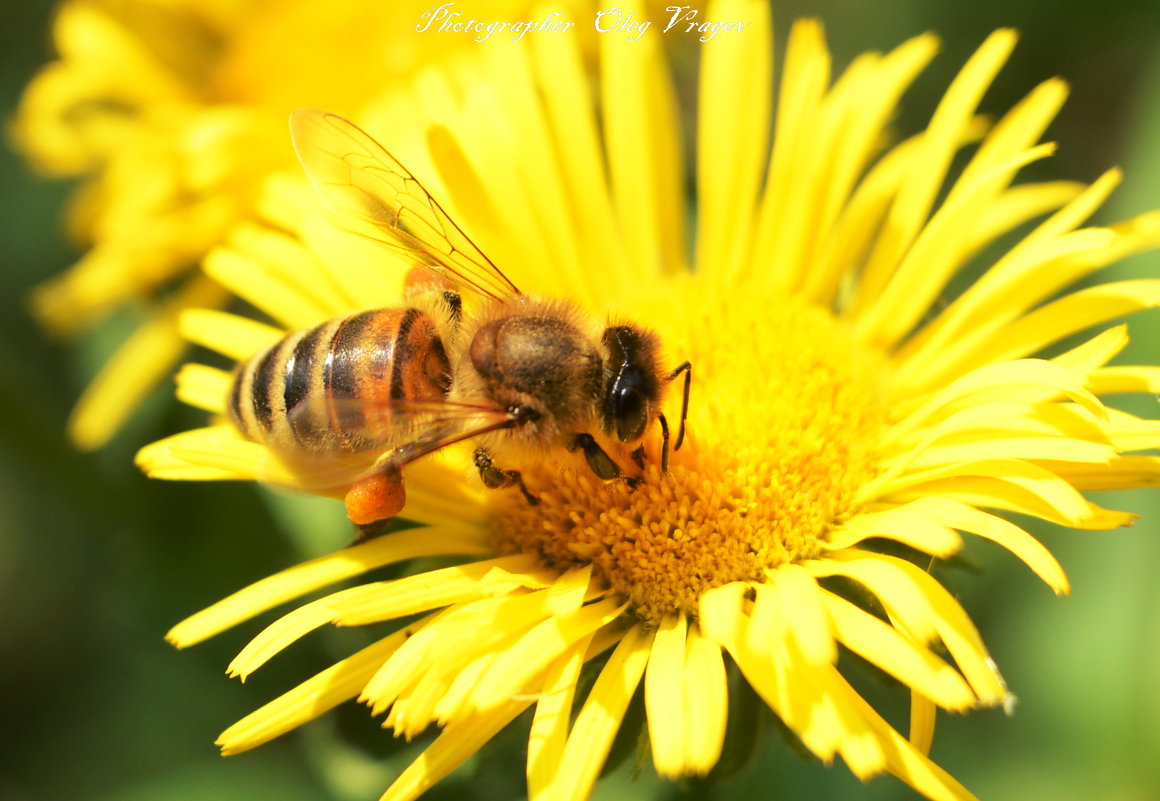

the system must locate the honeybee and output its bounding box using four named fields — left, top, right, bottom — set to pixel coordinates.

left=228, top=109, right=691, bottom=530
